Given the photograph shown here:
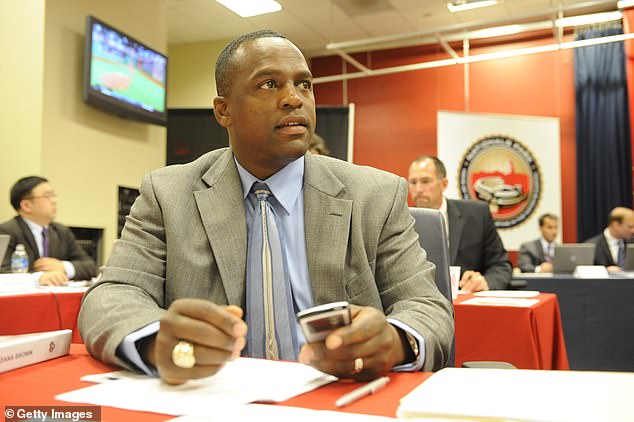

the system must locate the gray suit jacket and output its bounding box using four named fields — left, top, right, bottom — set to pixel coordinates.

left=518, top=239, right=546, bottom=273
left=0, top=216, right=97, bottom=280
left=79, top=149, right=453, bottom=371
left=446, top=199, right=512, bottom=290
